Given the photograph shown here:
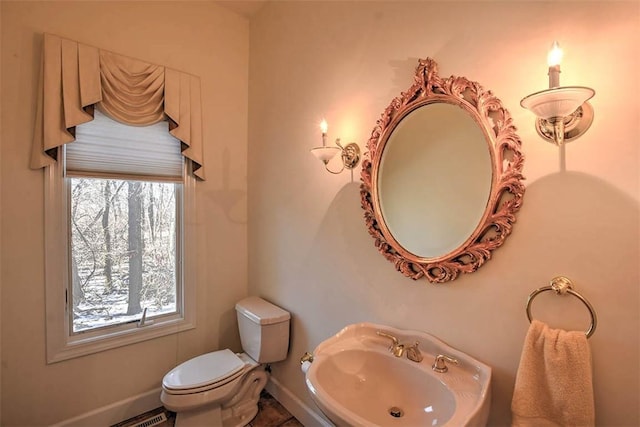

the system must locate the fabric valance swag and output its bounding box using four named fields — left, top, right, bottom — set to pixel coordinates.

left=31, top=33, right=205, bottom=180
